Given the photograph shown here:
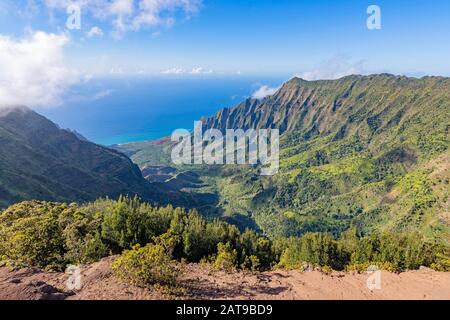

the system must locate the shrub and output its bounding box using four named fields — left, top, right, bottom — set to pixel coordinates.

left=238, top=229, right=274, bottom=270
left=345, top=261, right=396, bottom=273
left=398, top=171, right=435, bottom=209
left=60, top=205, right=109, bottom=264
left=112, top=242, right=181, bottom=288
left=212, top=242, right=237, bottom=272
left=0, top=201, right=67, bottom=269
left=277, top=233, right=344, bottom=270
left=241, top=255, right=261, bottom=272
left=349, top=232, right=439, bottom=271
left=100, top=196, right=157, bottom=251
left=431, top=251, right=450, bottom=271
left=278, top=247, right=304, bottom=270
